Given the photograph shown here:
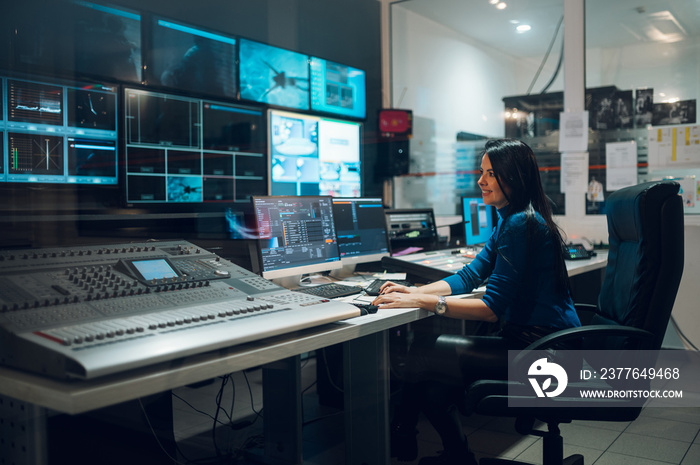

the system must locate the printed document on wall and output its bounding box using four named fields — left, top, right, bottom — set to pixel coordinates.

left=559, top=112, right=589, bottom=152
left=560, top=152, right=589, bottom=193
left=606, top=140, right=637, bottom=191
